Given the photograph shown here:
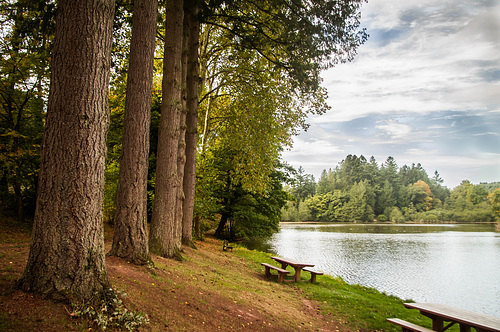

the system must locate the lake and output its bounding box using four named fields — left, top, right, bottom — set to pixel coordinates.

left=249, top=223, right=500, bottom=317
